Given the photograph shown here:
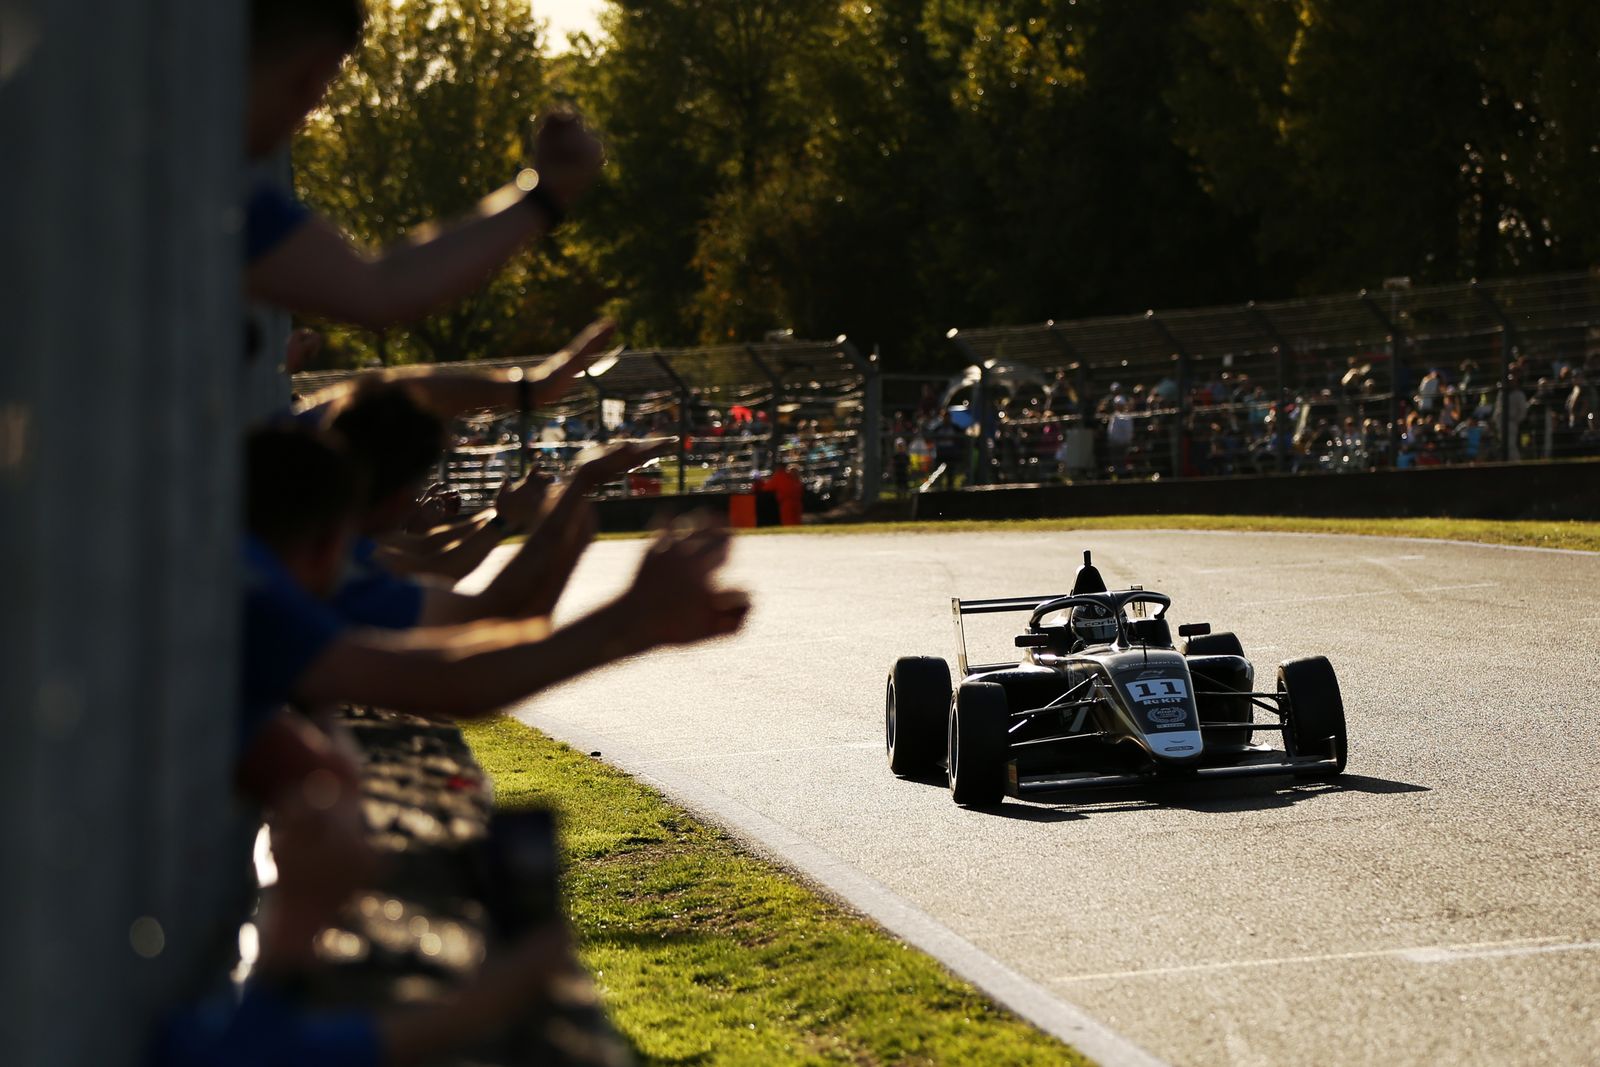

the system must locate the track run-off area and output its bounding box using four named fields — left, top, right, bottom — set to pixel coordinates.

left=472, top=528, right=1600, bottom=1066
